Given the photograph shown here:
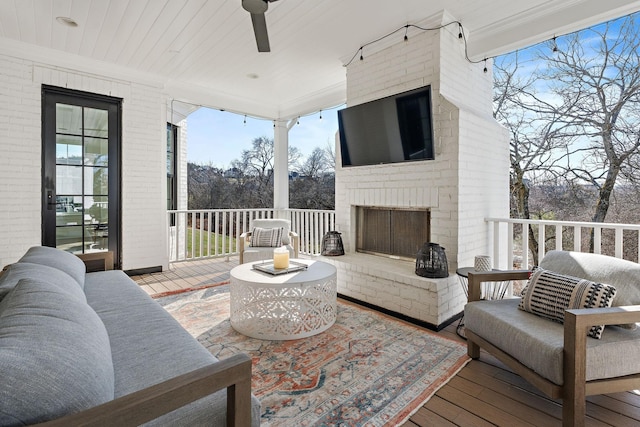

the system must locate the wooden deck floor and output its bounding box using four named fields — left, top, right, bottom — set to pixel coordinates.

left=132, top=257, right=640, bottom=427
